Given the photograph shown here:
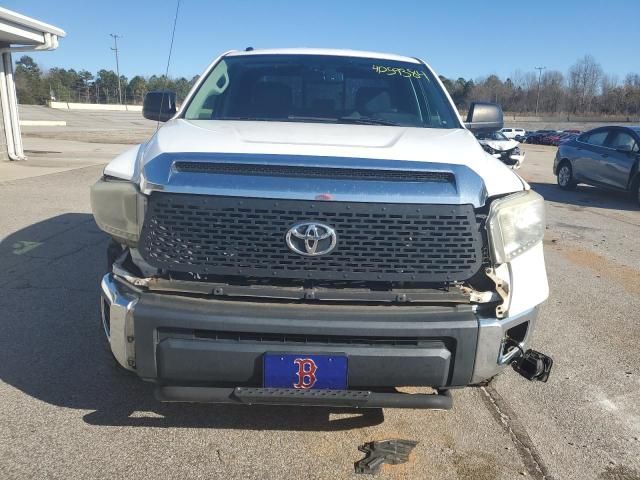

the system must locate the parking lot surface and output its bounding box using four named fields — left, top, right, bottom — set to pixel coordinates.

left=0, top=112, right=639, bottom=479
